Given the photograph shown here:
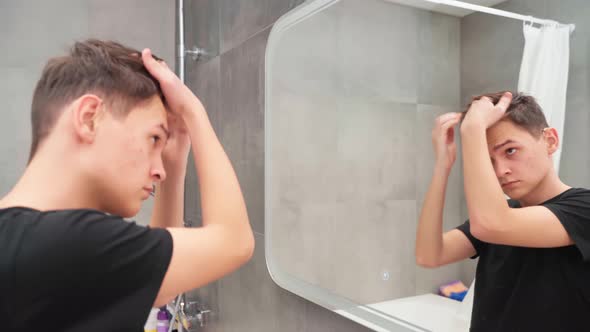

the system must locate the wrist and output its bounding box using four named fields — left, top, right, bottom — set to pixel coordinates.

left=179, top=95, right=206, bottom=119
left=433, top=164, right=452, bottom=178
left=460, top=120, right=486, bottom=137
left=163, top=160, right=188, bottom=180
